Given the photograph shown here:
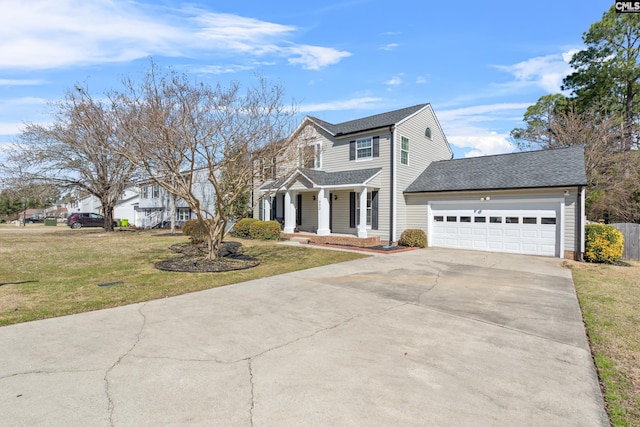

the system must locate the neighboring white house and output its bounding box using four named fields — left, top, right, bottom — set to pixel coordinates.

left=255, top=104, right=587, bottom=260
